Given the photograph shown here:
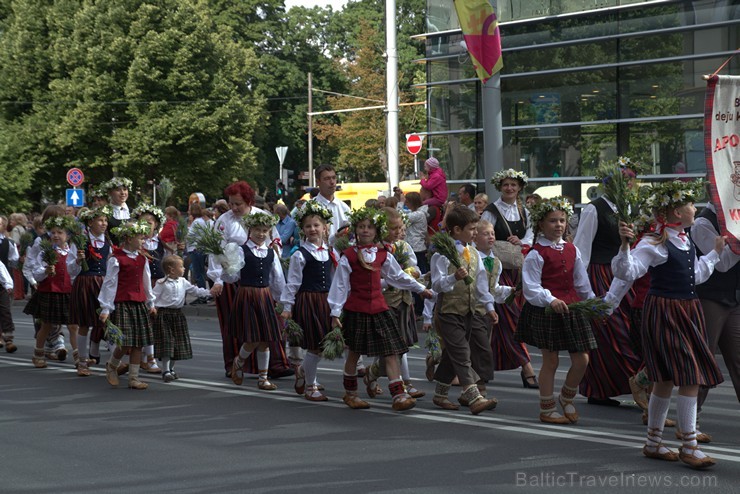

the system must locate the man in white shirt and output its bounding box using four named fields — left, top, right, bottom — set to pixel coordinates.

left=458, top=184, right=477, bottom=211
left=312, top=164, right=350, bottom=246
